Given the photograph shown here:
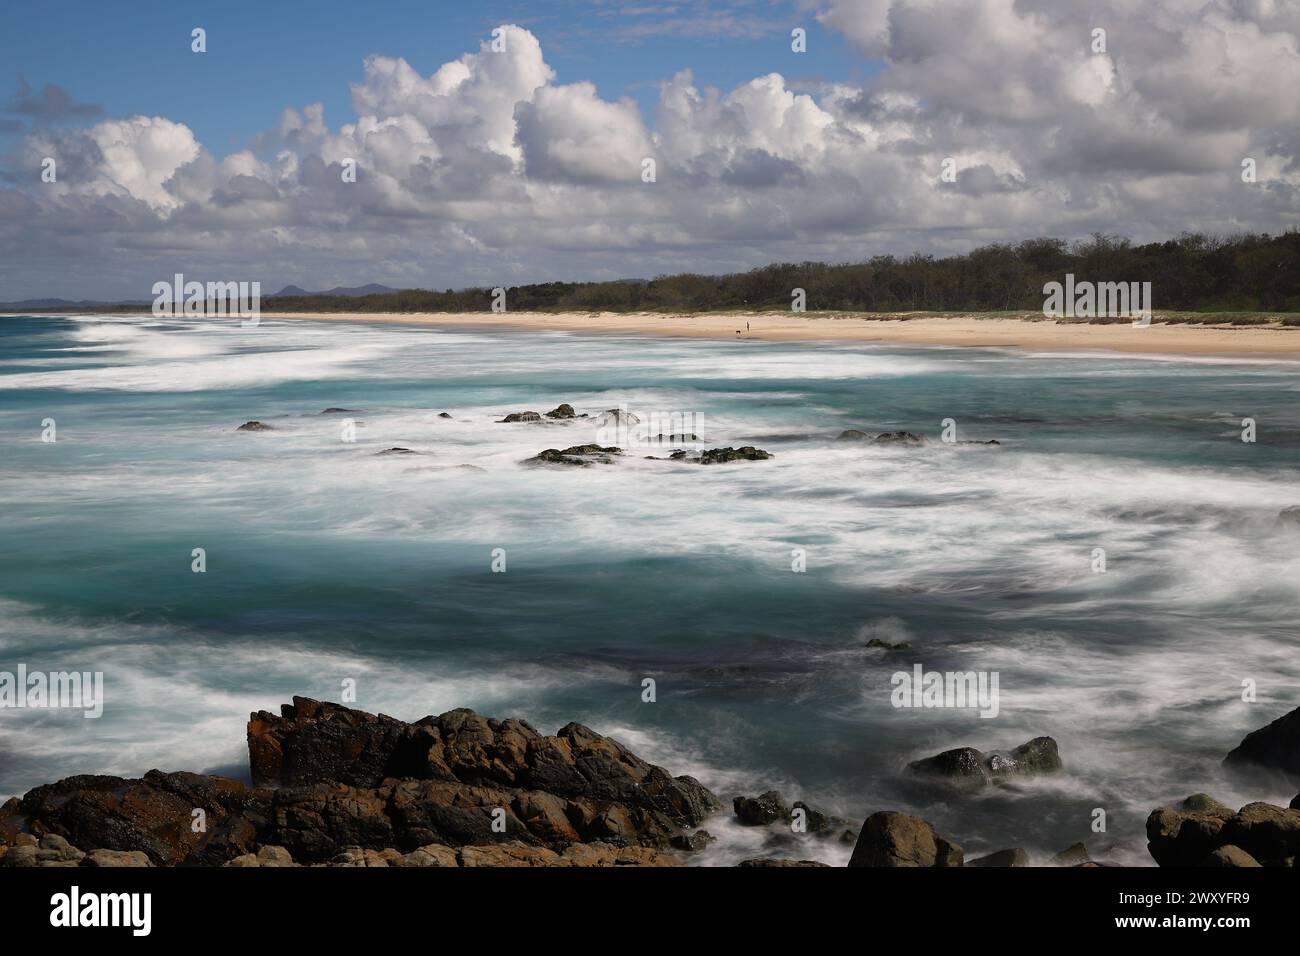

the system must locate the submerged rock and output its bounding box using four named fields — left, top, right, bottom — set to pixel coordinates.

left=525, top=444, right=622, bottom=466
left=666, top=446, right=772, bottom=464
left=236, top=420, right=273, bottom=431
left=319, top=408, right=357, bottom=415
left=438, top=412, right=453, bottom=419
left=544, top=404, right=578, bottom=419
left=865, top=638, right=911, bottom=651
left=871, top=431, right=926, bottom=445
left=498, top=411, right=542, bottom=423
left=1223, top=704, right=1300, bottom=782
left=376, top=447, right=418, bottom=456
left=848, top=811, right=963, bottom=867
